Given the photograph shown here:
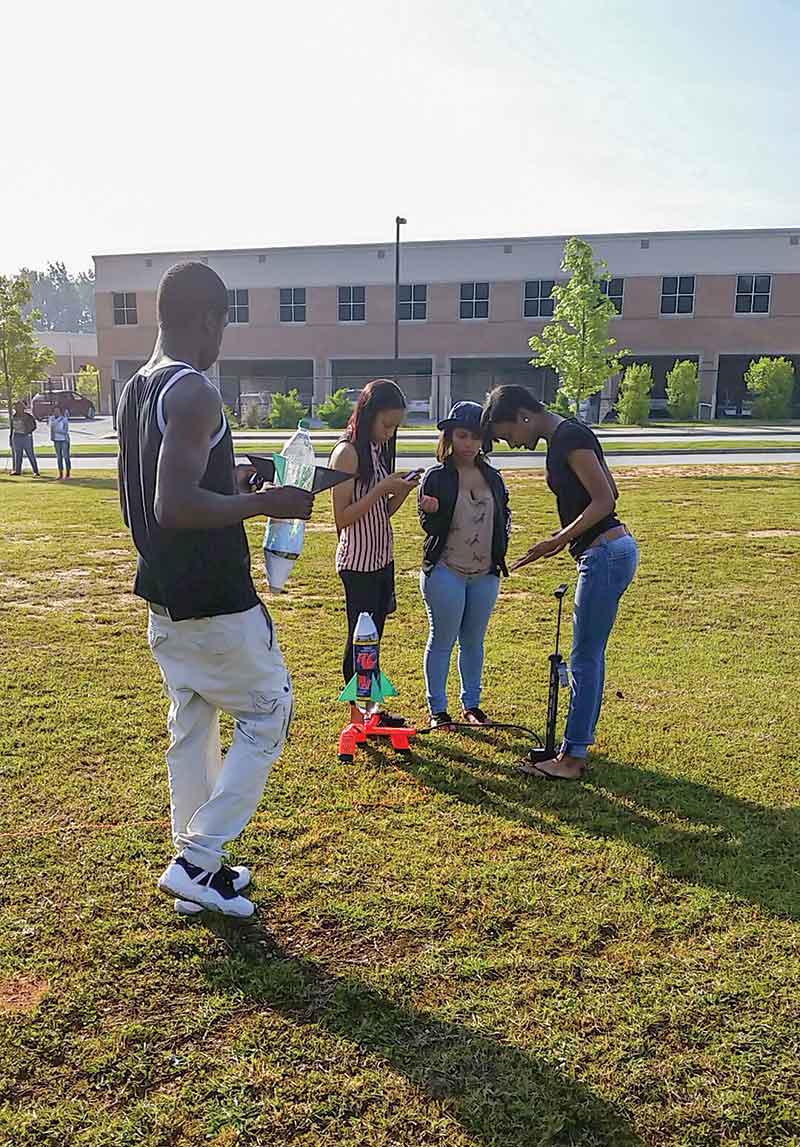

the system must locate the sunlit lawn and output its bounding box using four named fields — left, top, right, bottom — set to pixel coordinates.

left=0, top=465, right=798, bottom=1146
